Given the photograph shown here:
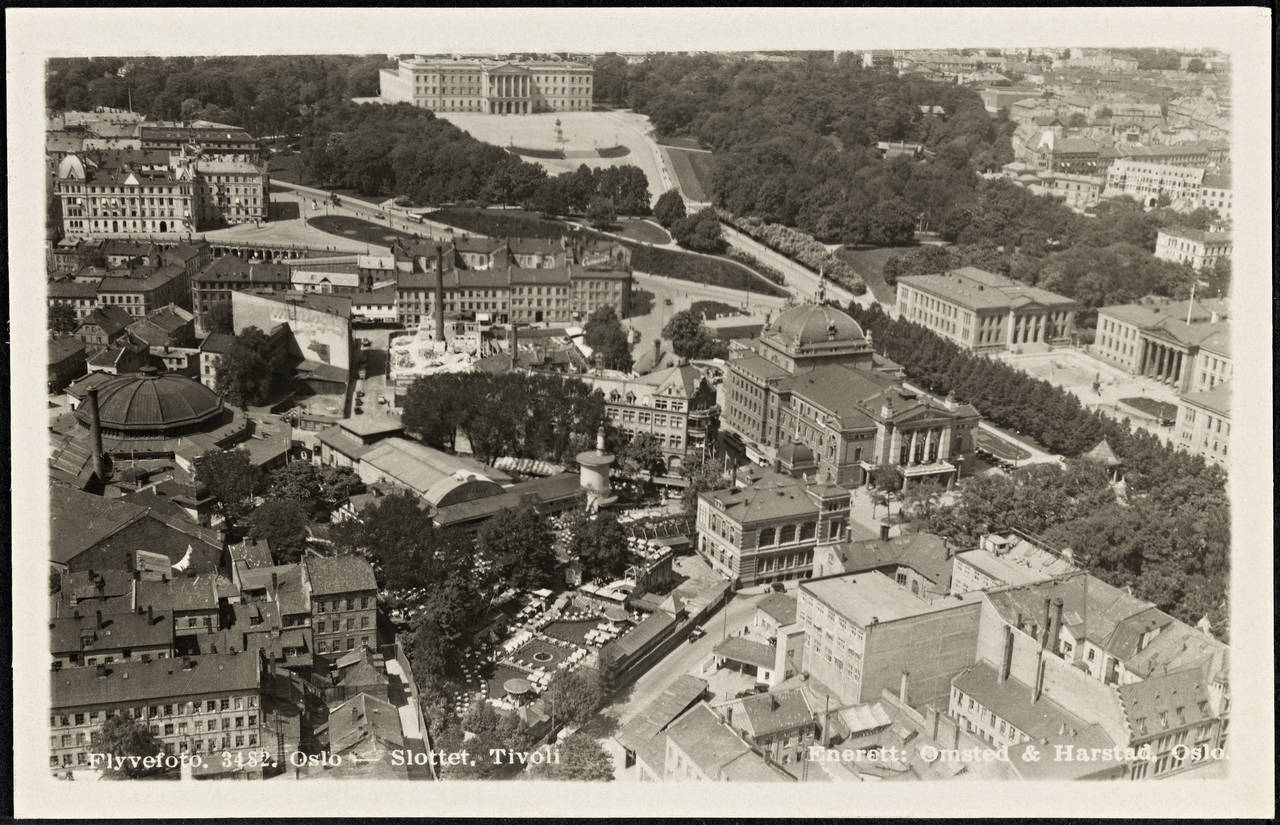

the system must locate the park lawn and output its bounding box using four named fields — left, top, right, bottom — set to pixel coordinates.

left=835, top=245, right=912, bottom=306
left=426, top=207, right=569, bottom=240
left=307, top=215, right=423, bottom=246
left=665, top=147, right=716, bottom=203
left=654, top=133, right=706, bottom=151
left=615, top=218, right=671, bottom=245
